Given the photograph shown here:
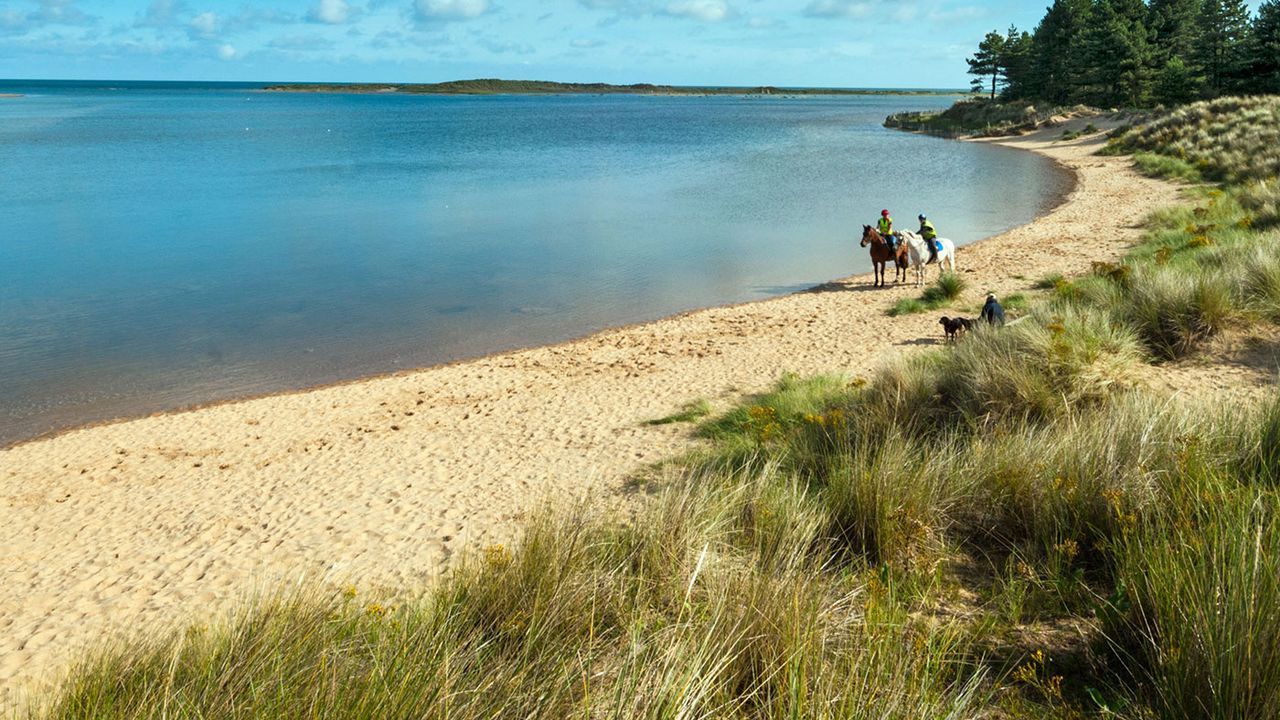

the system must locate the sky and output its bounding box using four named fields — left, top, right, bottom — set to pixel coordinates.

left=0, top=1, right=1256, bottom=87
